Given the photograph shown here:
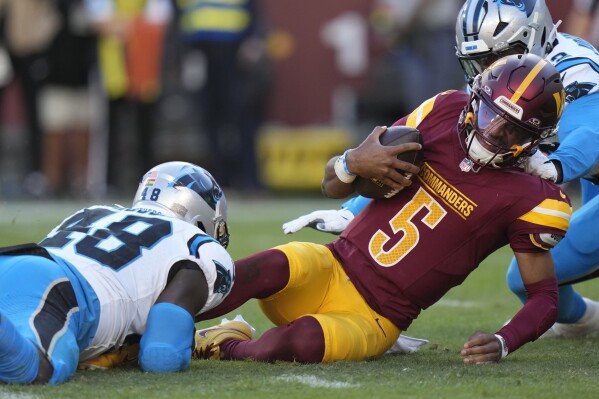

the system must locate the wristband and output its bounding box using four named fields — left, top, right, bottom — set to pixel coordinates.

left=334, top=150, right=356, bottom=183
left=494, top=334, right=509, bottom=359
